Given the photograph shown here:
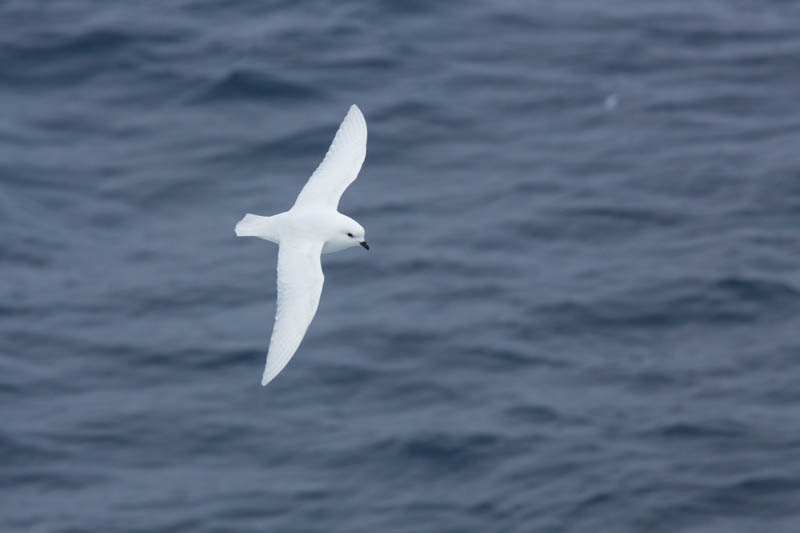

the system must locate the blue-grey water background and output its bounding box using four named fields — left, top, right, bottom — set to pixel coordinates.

left=2, top=1, right=800, bottom=531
